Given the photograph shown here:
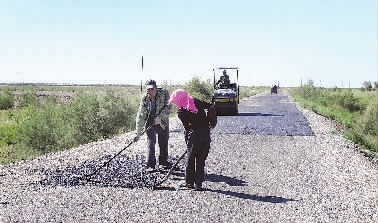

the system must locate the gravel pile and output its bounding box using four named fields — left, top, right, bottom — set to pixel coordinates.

left=0, top=90, right=377, bottom=222
left=37, top=154, right=181, bottom=189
